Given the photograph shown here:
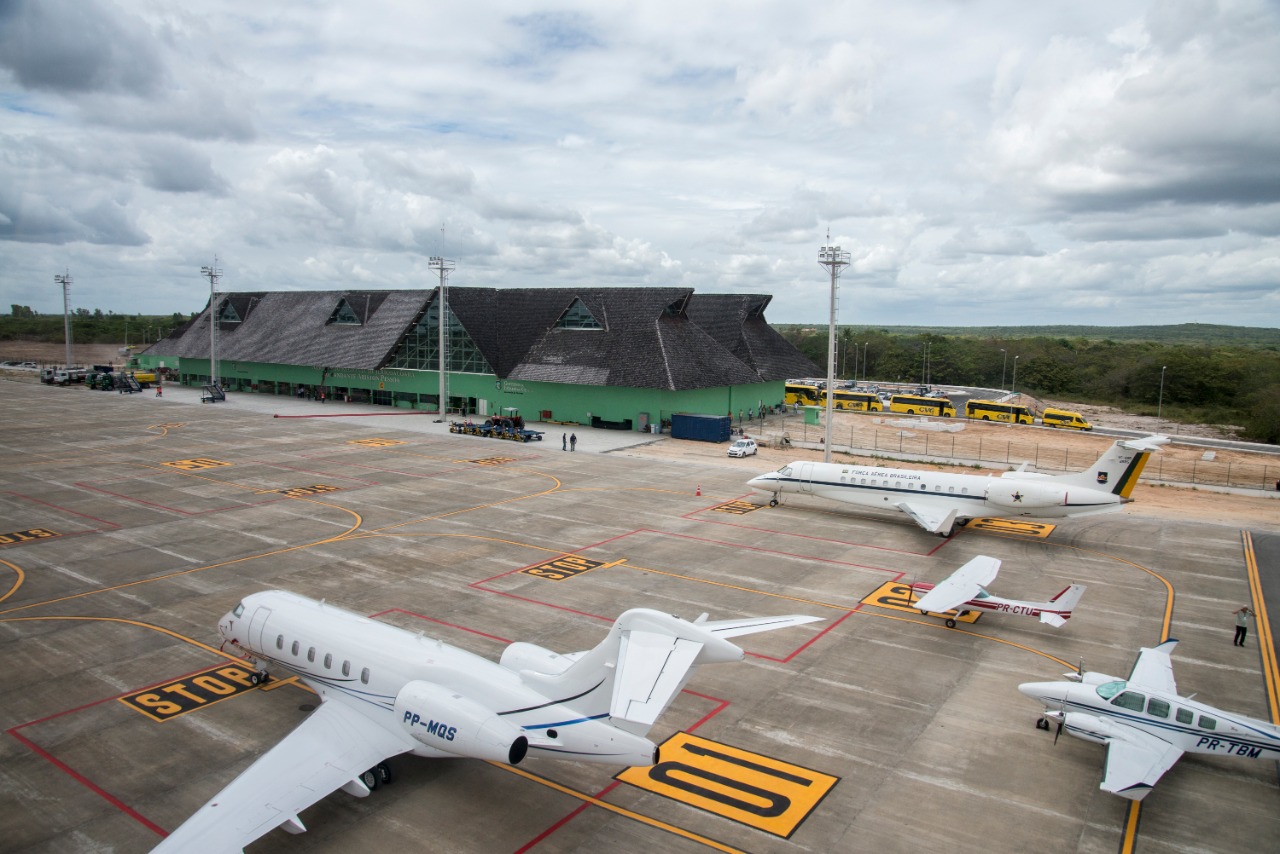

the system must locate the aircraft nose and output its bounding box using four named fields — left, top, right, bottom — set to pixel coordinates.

left=747, top=474, right=777, bottom=492
left=1018, top=681, right=1064, bottom=704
